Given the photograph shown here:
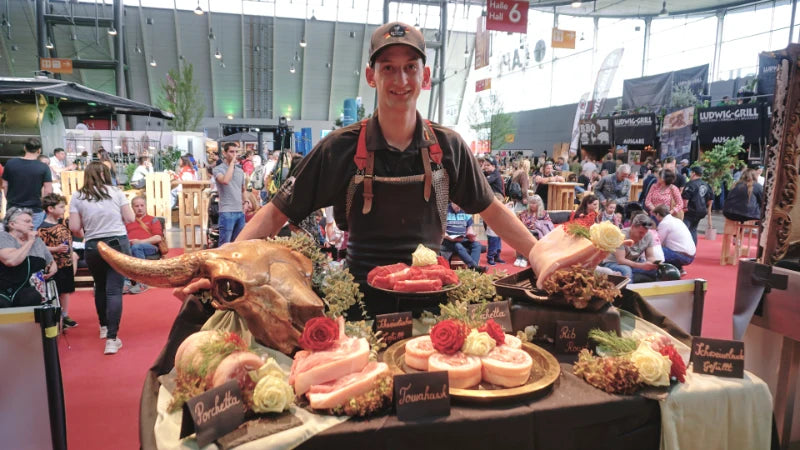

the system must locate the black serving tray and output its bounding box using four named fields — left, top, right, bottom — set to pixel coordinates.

left=493, top=268, right=629, bottom=312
